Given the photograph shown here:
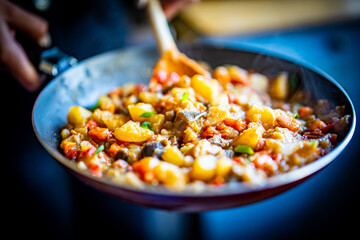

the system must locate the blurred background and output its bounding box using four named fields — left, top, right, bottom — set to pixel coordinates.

left=4, top=0, right=360, bottom=239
